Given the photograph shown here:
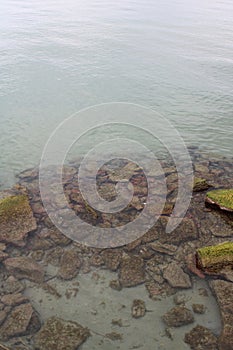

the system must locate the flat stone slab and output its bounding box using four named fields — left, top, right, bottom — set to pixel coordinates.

left=210, top=279, right=233, bottom=350
left=34, top=317, right=90, bottom=350
left=119, top=256, right=145, bottom=287
left=4, top=257, right=44, bottom=283
left=0, top=192, right=37, bottom=246
left=163, top=262, right=191, bottom=288
left=57, top=249, right=82, bottom=280
left=0, top=303, right=40, bottom=341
